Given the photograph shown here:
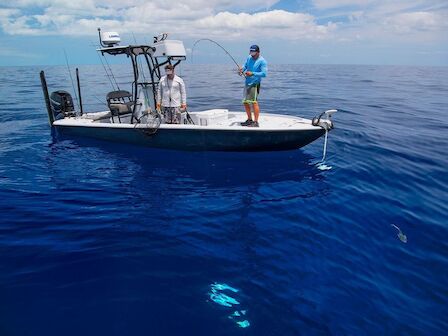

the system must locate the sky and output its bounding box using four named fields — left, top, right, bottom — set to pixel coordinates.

left=0, top=0, right=447, bottom=66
